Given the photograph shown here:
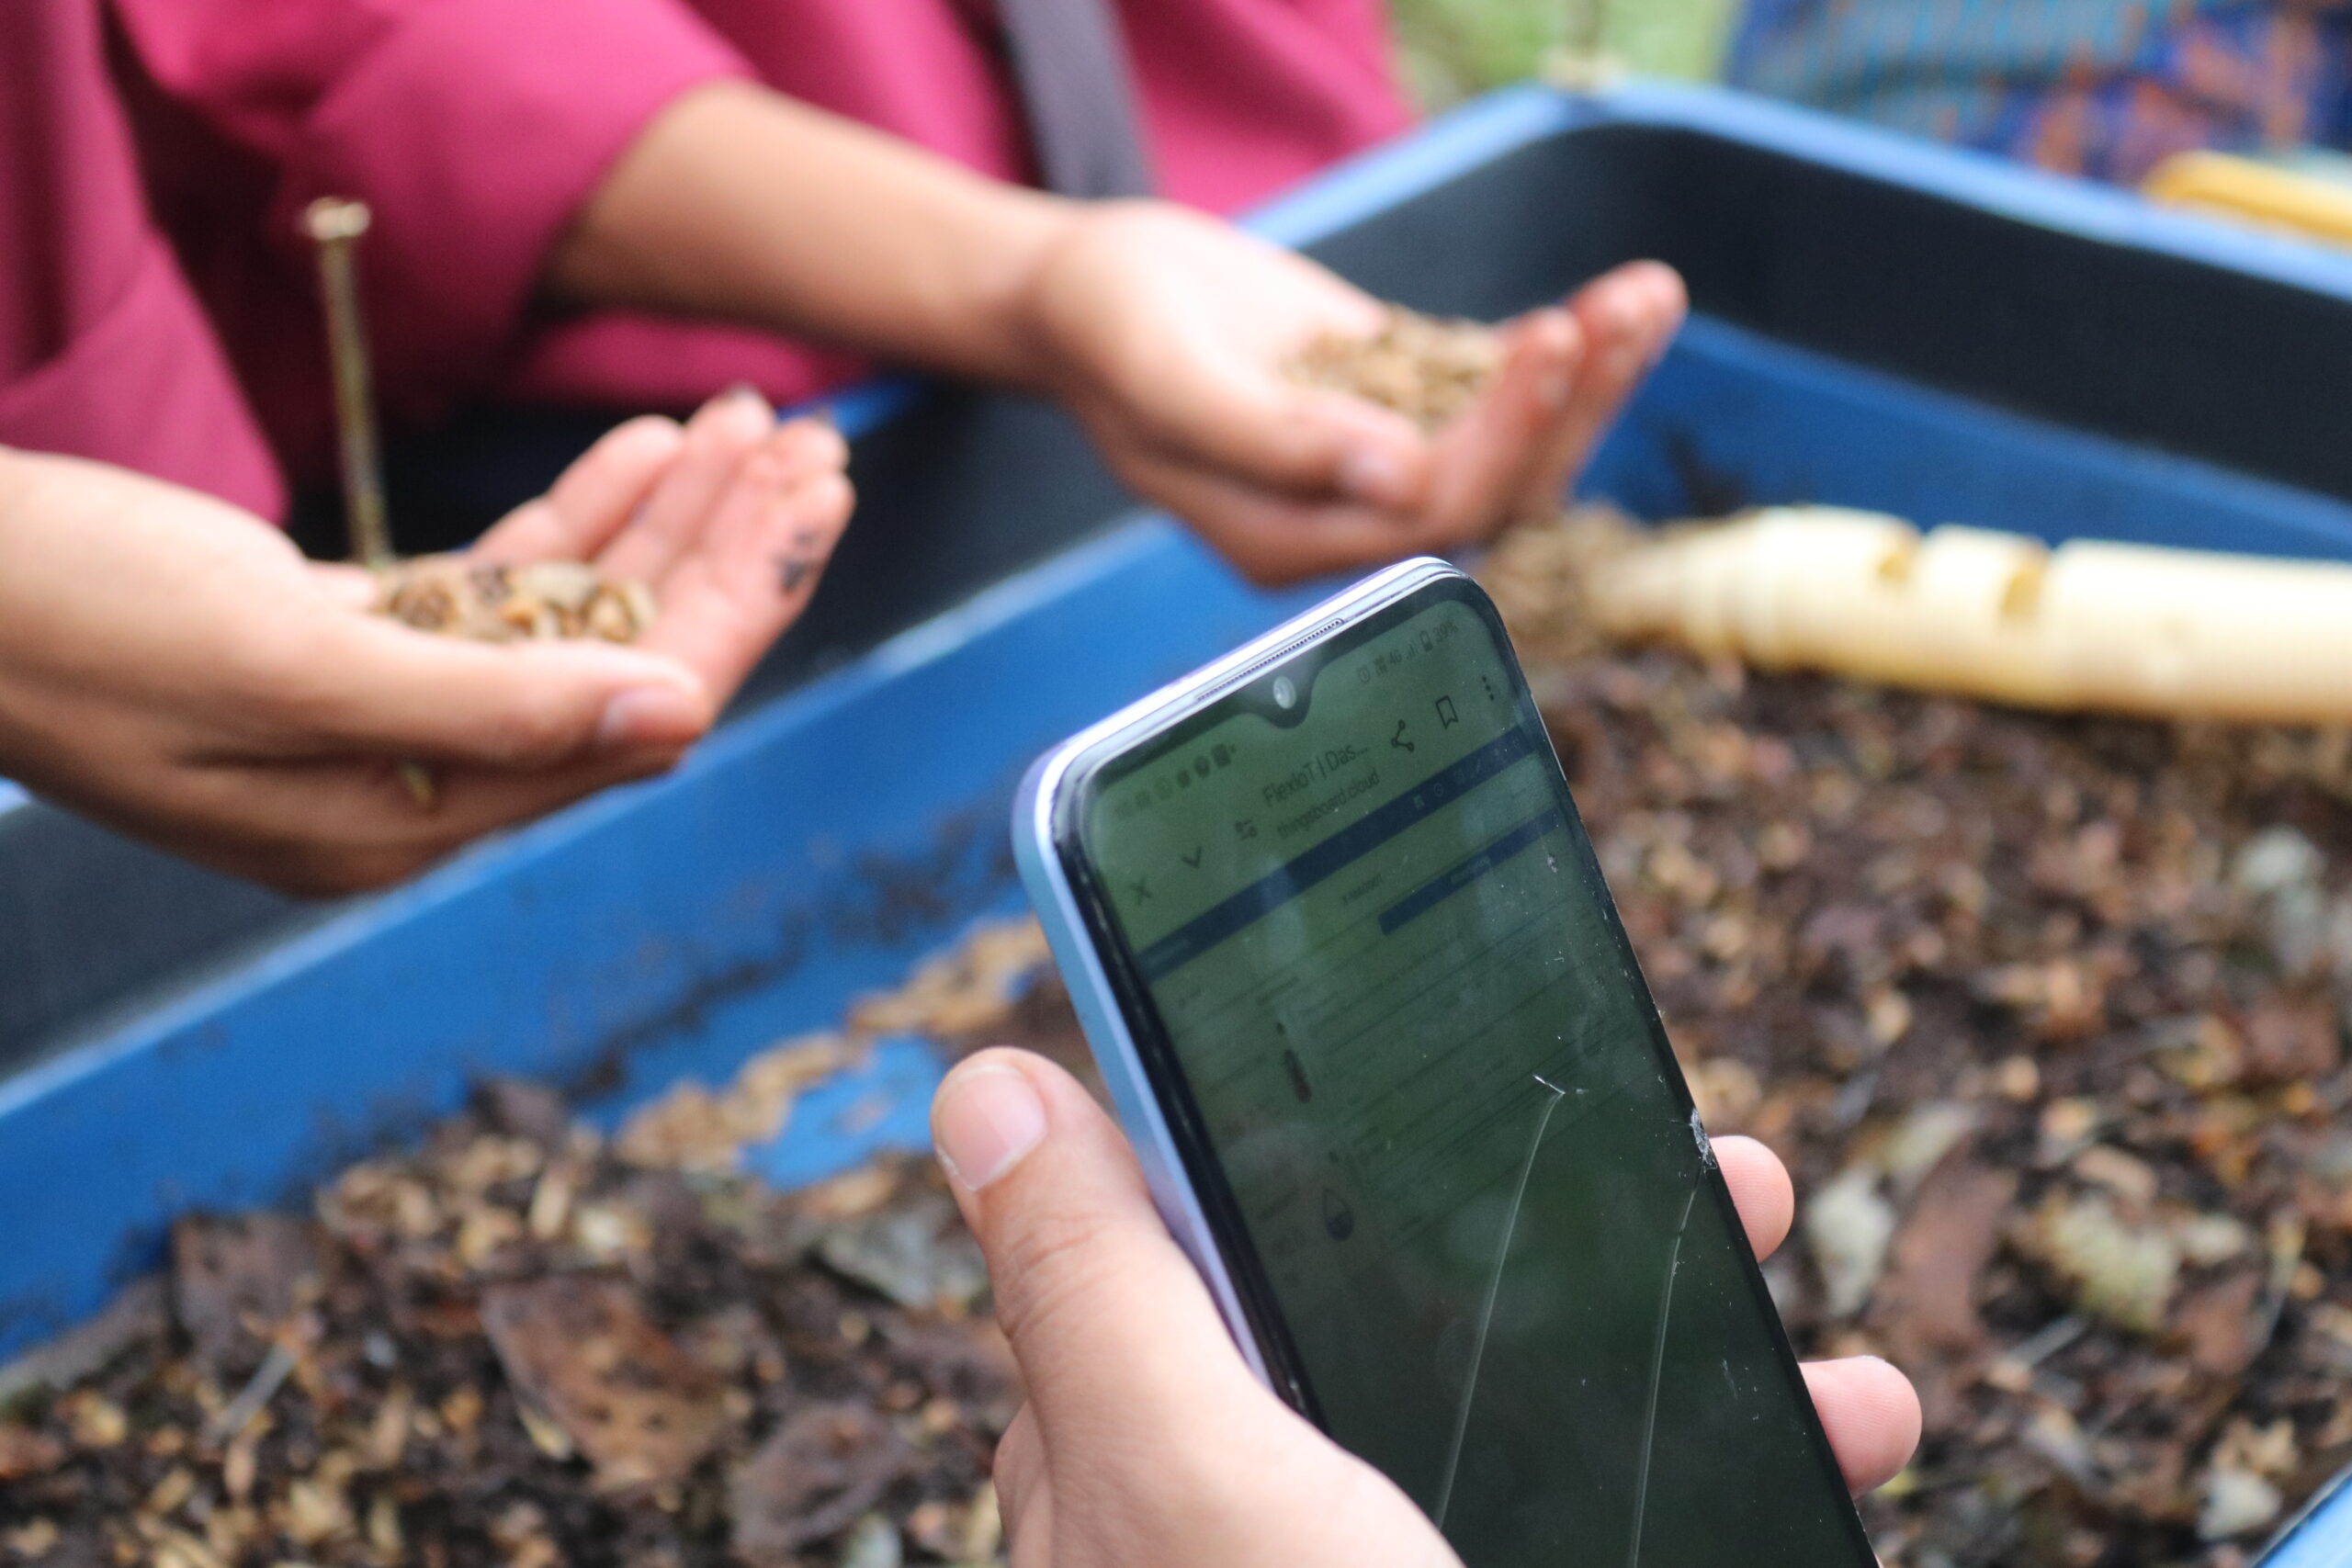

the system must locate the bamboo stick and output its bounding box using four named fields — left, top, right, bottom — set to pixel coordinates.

left=1589, top=507, right=2352, bottom=724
